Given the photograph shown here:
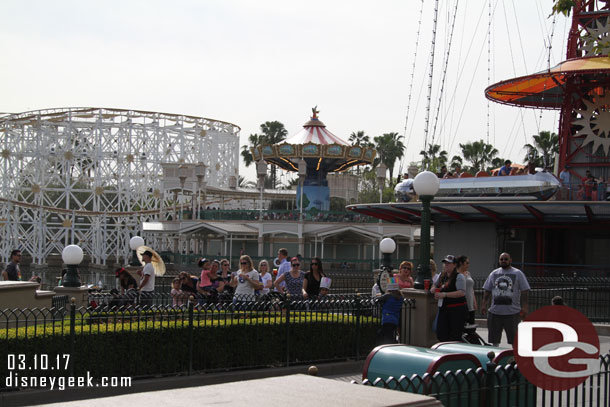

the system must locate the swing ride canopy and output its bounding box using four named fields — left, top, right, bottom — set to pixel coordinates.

left=251, top=108, right=376, bottom=173
left=485, top=56, right=610, bottom=109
